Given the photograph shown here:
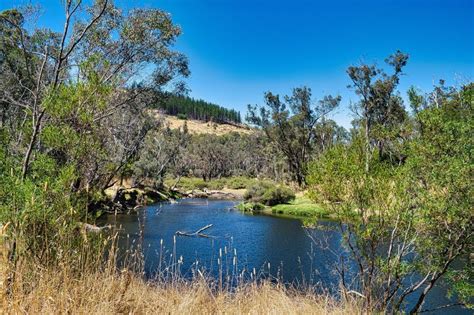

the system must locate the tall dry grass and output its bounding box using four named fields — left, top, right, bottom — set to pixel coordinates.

left=4, top=266, right=359, bottom=314
left=1, top=221, right=361, bottom=314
